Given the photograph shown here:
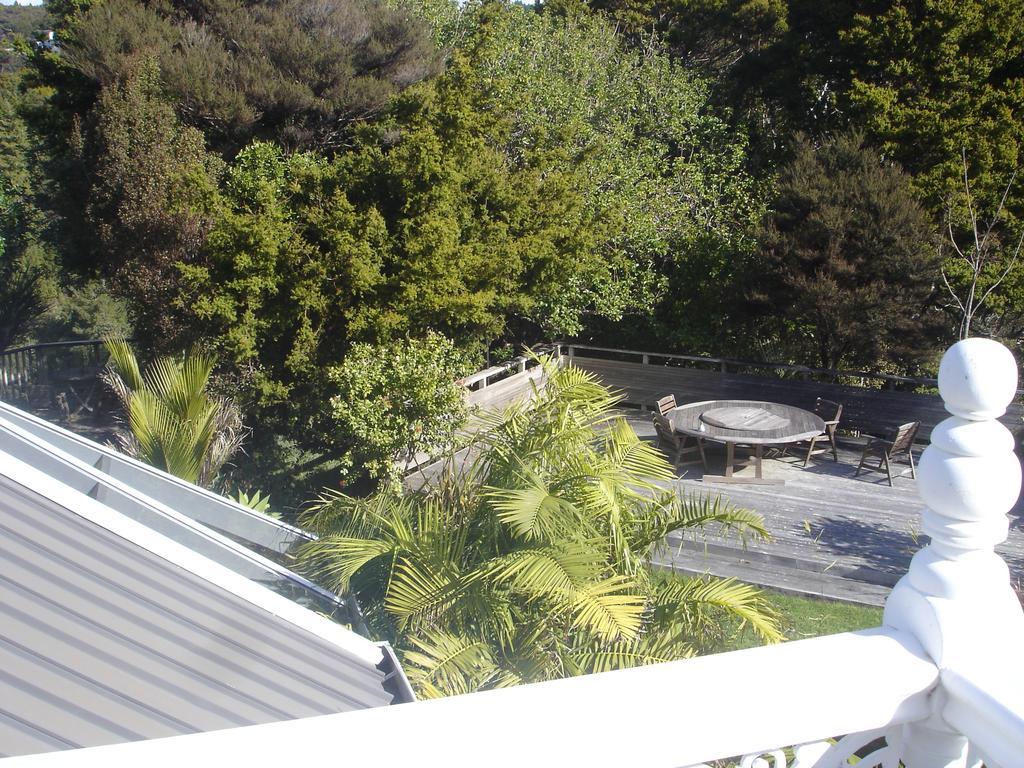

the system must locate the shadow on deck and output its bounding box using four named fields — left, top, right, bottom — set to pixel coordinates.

left=625, top=412, right=1024, bottom=607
